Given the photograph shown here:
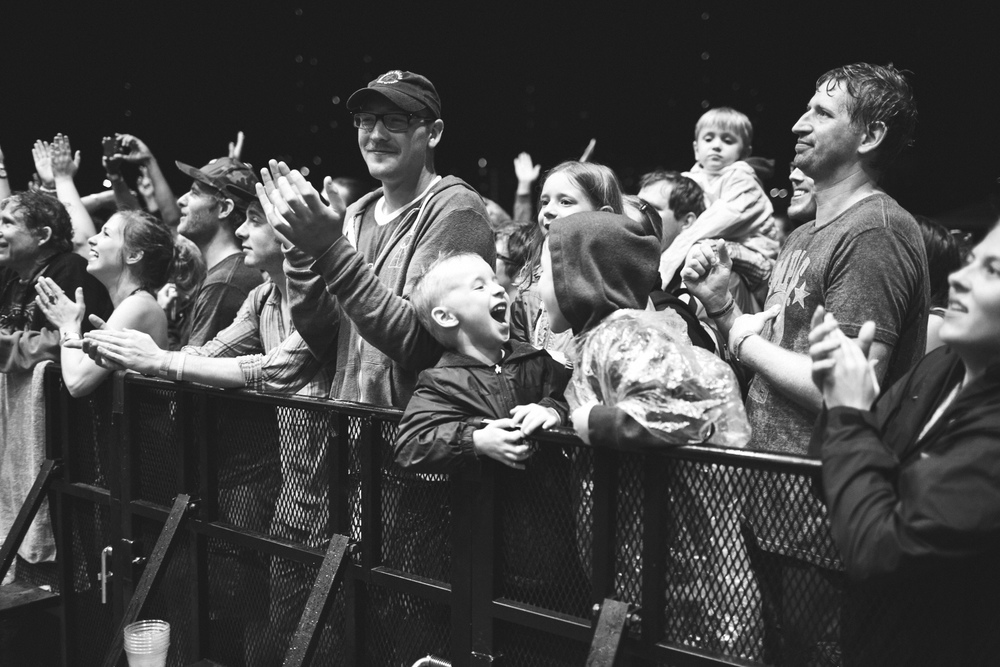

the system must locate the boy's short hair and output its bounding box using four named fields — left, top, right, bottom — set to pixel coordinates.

left=410, top=252, right=483, bottom=346
left=816, top=62, right=917, bottom=169
left=694, top=107, right=753, bottom=158
left=638, top=171, right=706, bottom=219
